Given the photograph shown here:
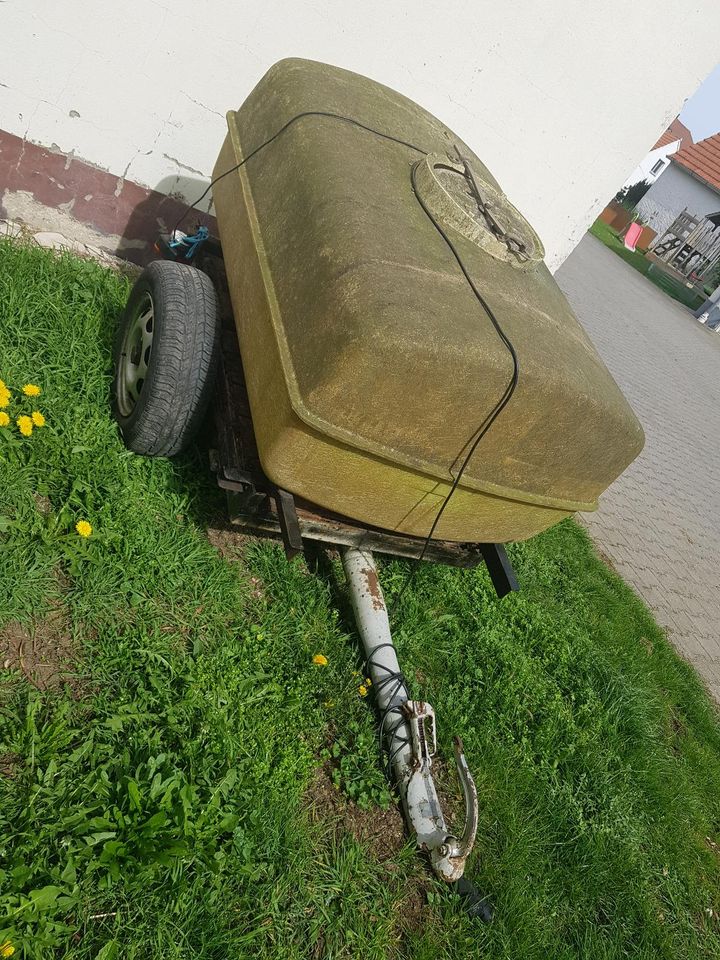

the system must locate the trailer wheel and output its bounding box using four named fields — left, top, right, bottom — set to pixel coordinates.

left=113, top=260, right=220, bottom=457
